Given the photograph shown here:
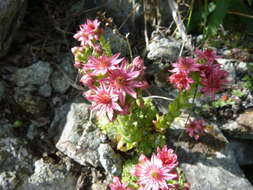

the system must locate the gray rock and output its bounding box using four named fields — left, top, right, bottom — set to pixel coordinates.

left=0, top=171, right=19, bottom=190
left=237, top=109, right=253, bottom=129
left=179, top=147, right=253, bottom=190
left=167, top=116, right=253, bottom=190
left=0, top=137, right=33, bottom=174
left=14, top=87, right=47, bottom=116
left=230, top=139, right=253, bottom=166
left=0, top=0, right=27, bottom=57
left=14, top=84, right=37, bottom=94
left=91, top=183, right=108, bottom=190
left=56, top=103, right=100, bottom=167
left=56, top=103, right=122, bottom=175
left=38, top=83, right=52, bottom=97
left=51, top=54, right=76, bottom=94
left=220, top=110, right=253, bottom=140
left=26, top=124, right=41, bottom=140
left=147, top=33, right=181, bottom=61
left=104, top=0, right=139, bottom=21
left=90, top=168, right=111, bottom=190
left=51, top=72, right=69, bottom=94
left=0, top=121, right=34, bottom=190
left=218, top=58, right=247, bottom=84
left=0, top=81, right=5, bottom=101
left=49, top=103, right=71, bottom=143
left=242, top=93, right=253, bottom=109
left=19, top=159, right=77, bottom=190
left=104, top=28, right=129, bottom=56
left=12, top=61, right=53, bottom=87
left=98, top=144, right=122, bottom=176
left=0, top=120, right=12, bottom=138
left=94, top=0, right=172, bottom=28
